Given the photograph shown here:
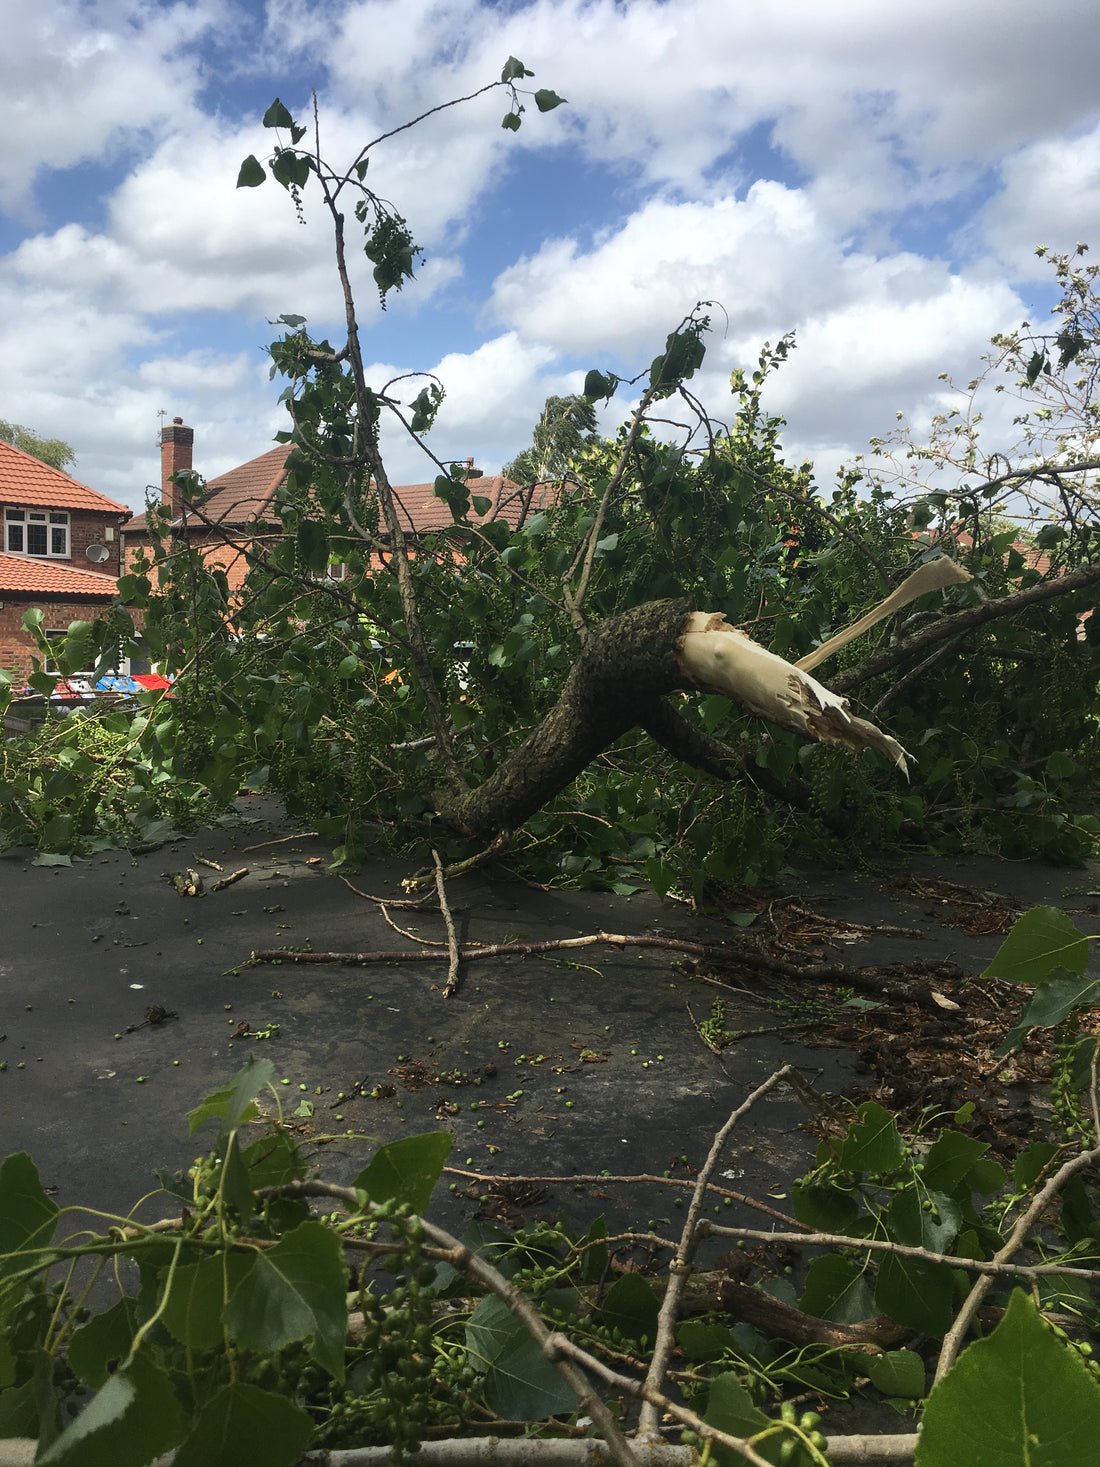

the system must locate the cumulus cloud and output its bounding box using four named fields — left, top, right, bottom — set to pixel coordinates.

left=4, top=0, right=1100, bottom=514
left=980, top=122, right=1100, bottom=274
left=0, top=0, right=217, bottom=219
